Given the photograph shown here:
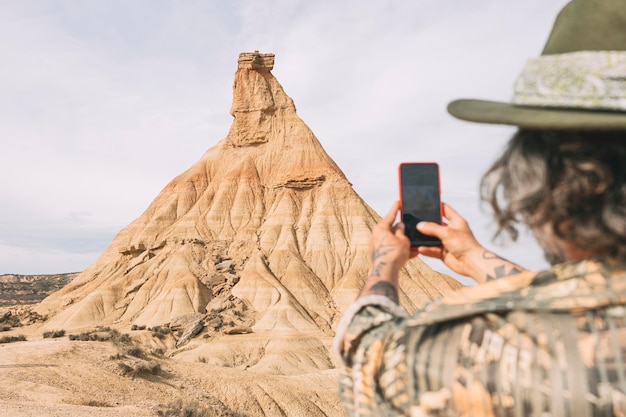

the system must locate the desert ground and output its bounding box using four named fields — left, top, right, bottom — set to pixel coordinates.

left=0, top=316, right=344, bottom=417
